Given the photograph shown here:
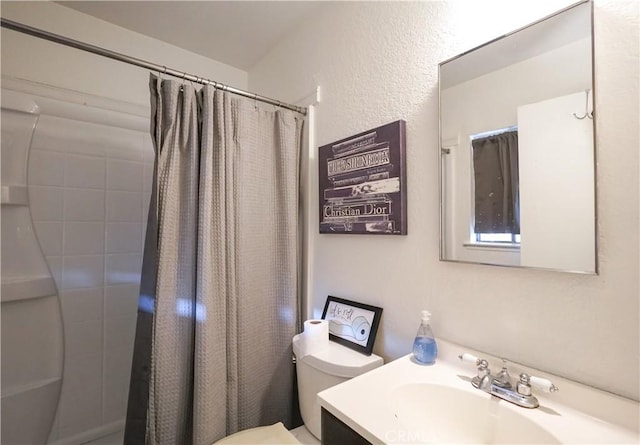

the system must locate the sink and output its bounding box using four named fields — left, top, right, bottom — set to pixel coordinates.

left=391, top=383, right=560, bottom=444
left=318, top=341, right=639, bottom=445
